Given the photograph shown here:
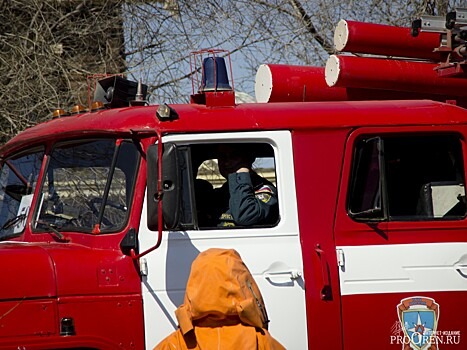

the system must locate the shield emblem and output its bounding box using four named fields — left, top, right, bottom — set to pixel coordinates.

left=397, top=297, right=439, bottom=350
